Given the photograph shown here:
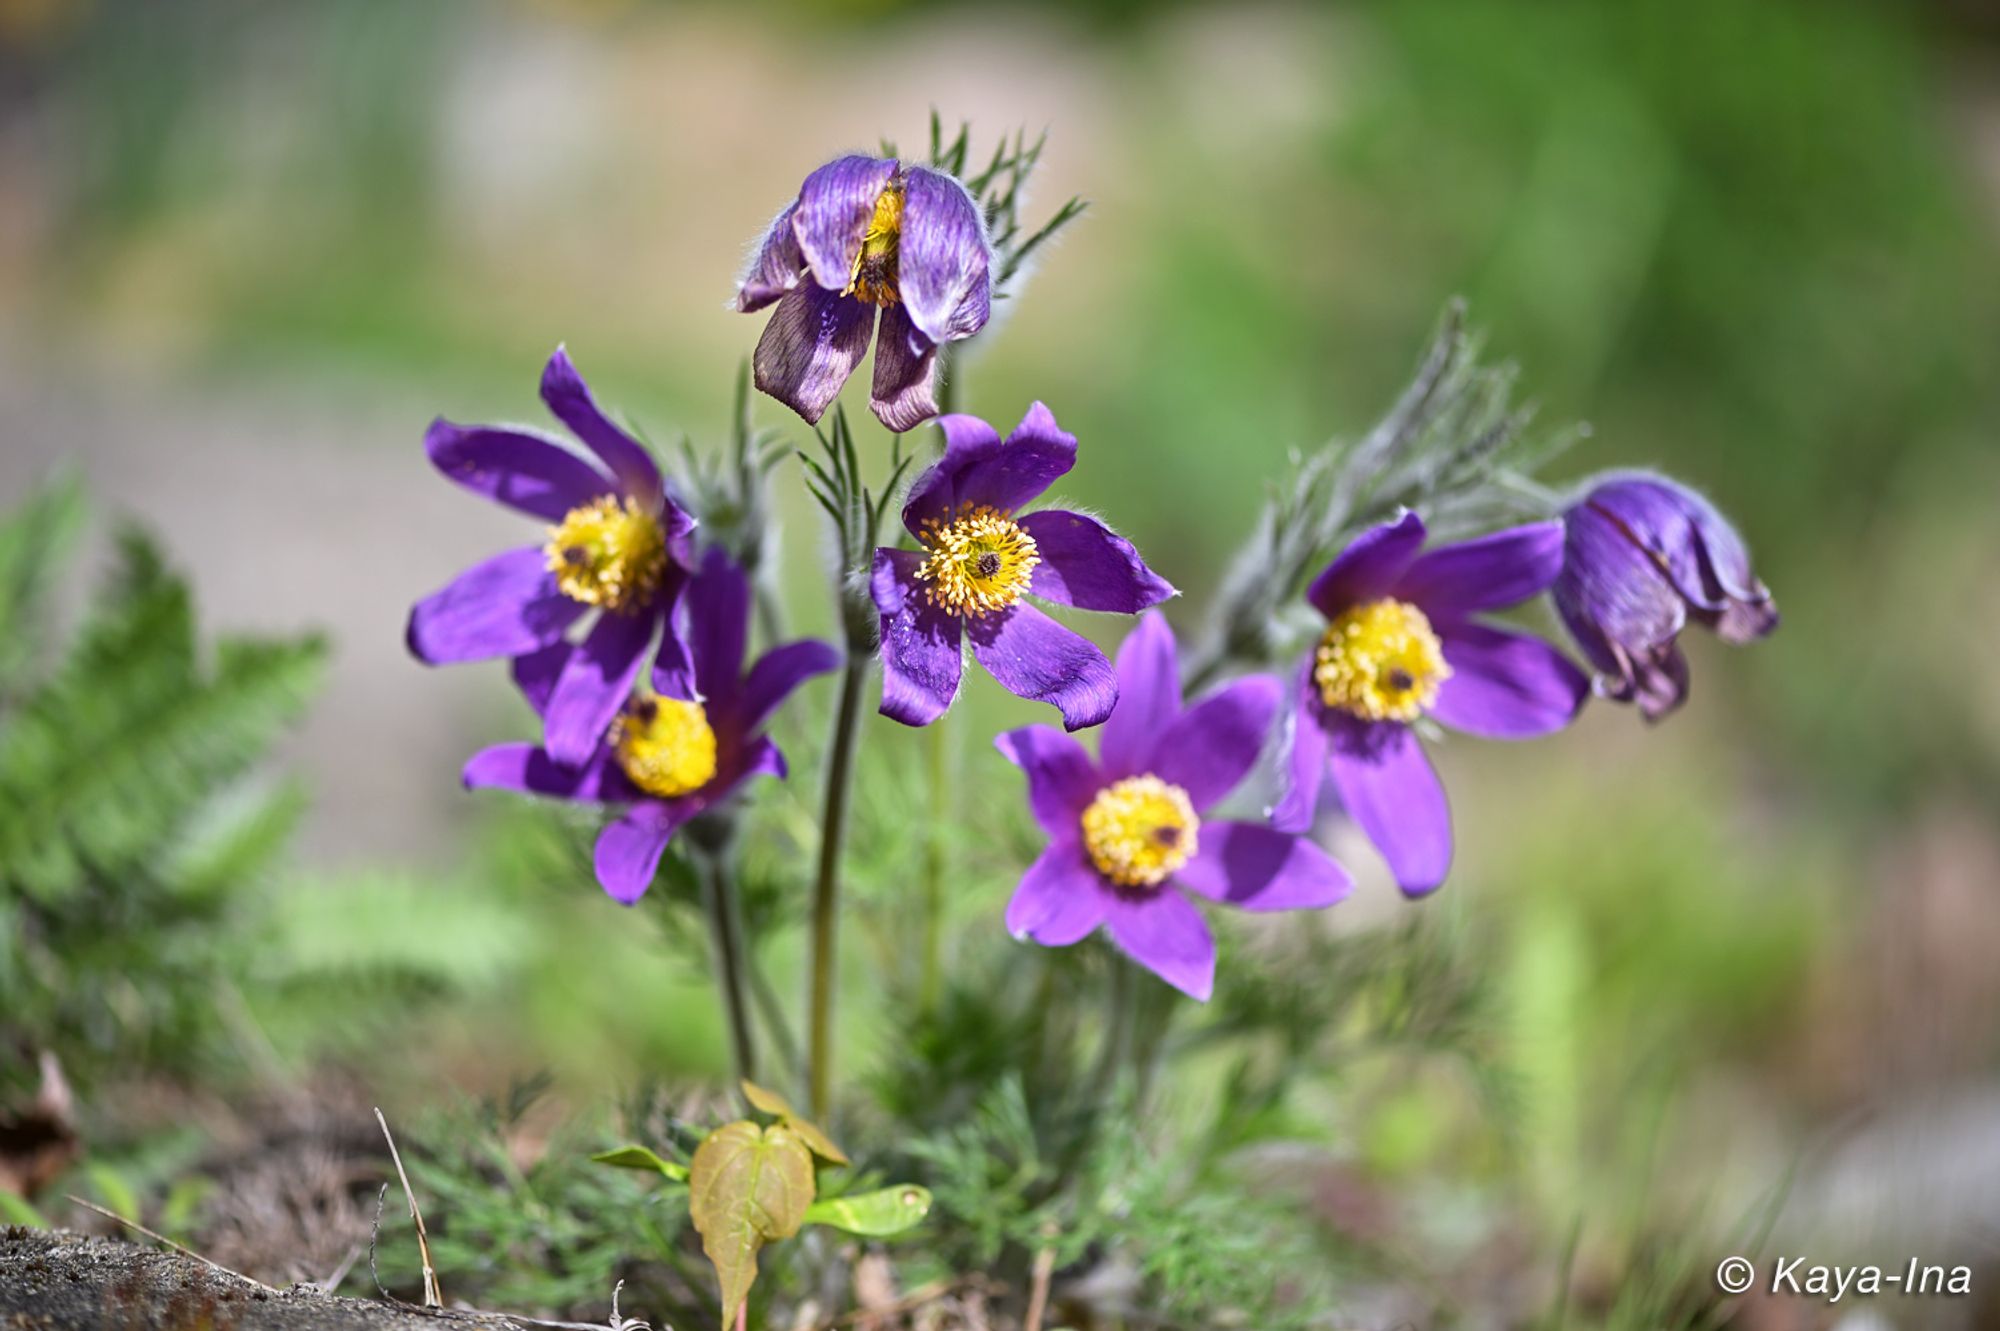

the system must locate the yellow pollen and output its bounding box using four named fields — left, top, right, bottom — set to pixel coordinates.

left=613, top=695, right=718, bottom=799
left=845, top=182, right=904, bottom=307
left=1313, top=598, right=1451, bottom=722
left=544, top=495, right=667, bottom=613
left=1081, top=775, right=1199, bottom=889
left=915, top=506, right=1040, bottom=617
